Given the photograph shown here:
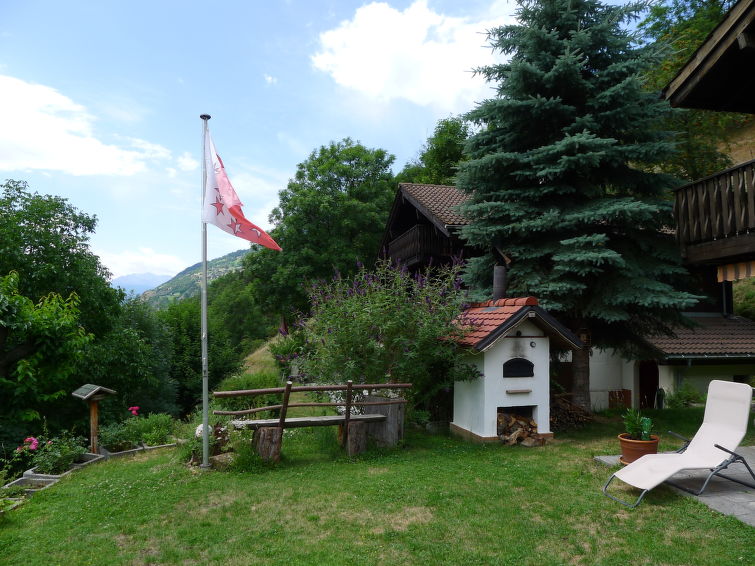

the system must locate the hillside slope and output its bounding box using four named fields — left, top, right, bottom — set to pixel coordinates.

left=141, top=248, right=251, bottom=308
